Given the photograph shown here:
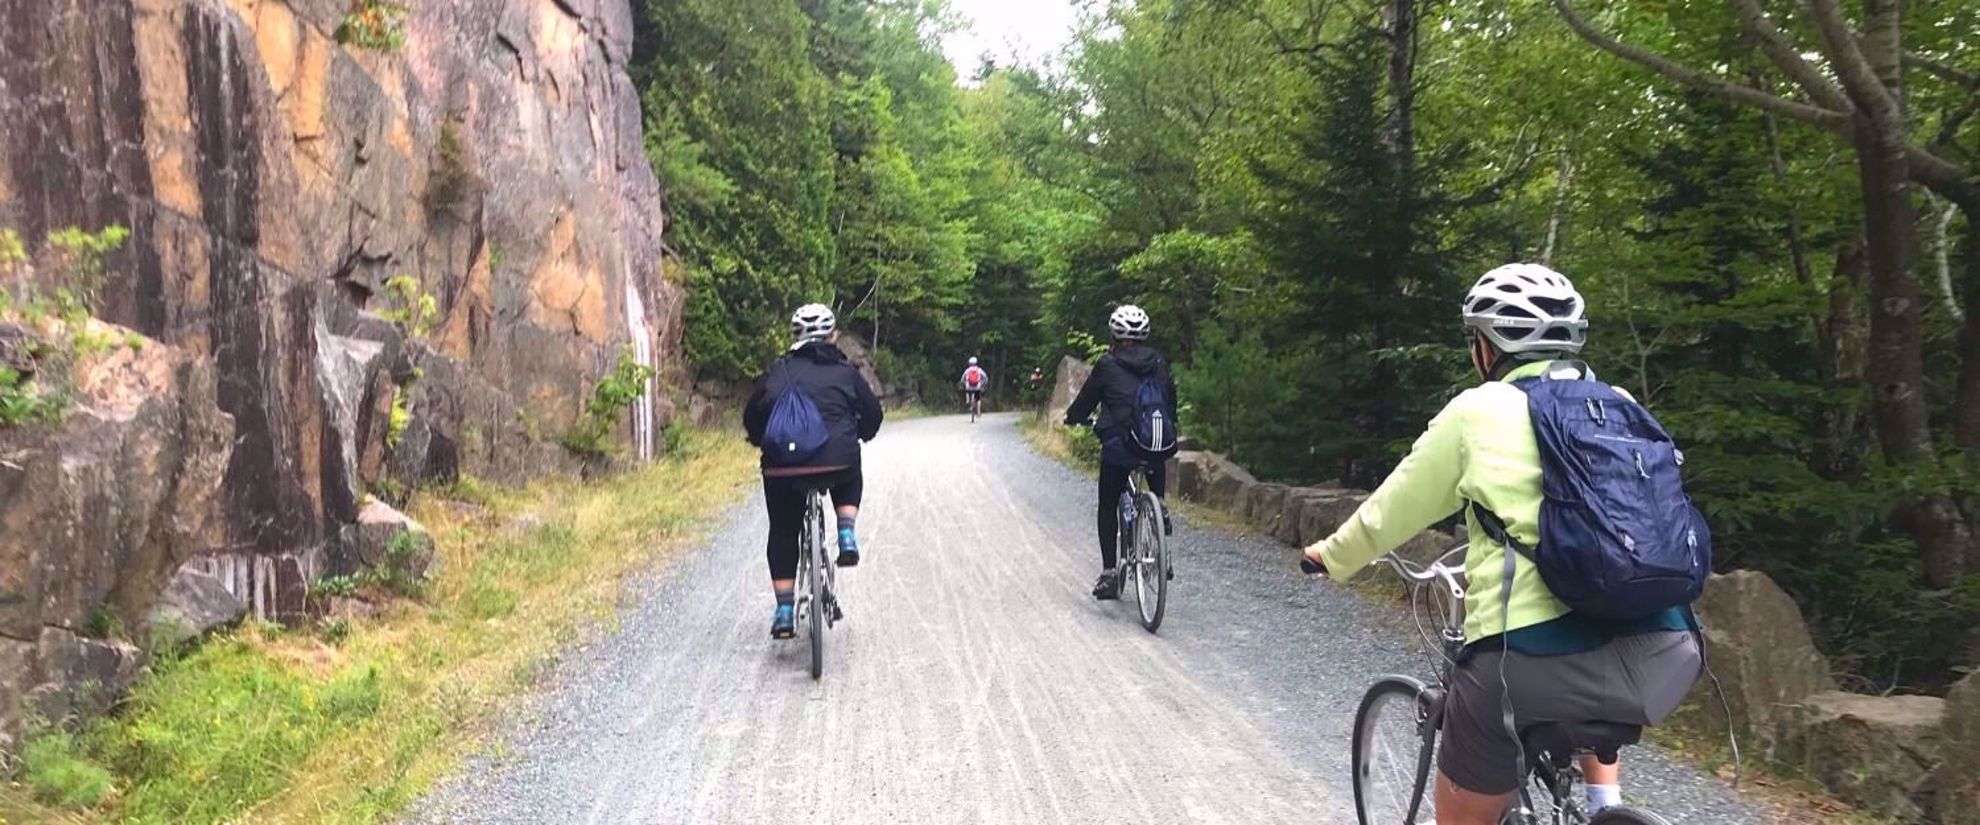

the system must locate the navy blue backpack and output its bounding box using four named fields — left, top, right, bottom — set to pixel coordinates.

left=1474, top=365, right=1710, bottom=621
left=1128, top=375, right=1178, bottom=460
left=761, top=361, right=829, bottom=467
